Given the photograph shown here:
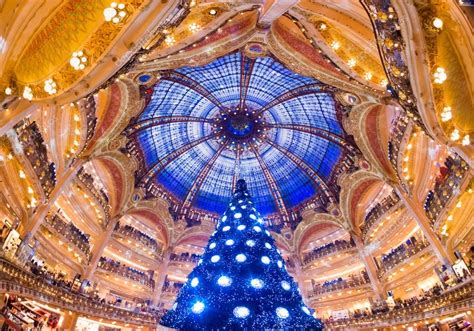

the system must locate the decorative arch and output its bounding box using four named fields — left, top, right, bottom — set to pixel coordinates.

left=123, top=200, right=173, bottom=250
left=339, top=170, right=385, bottom=233
left=88, top=151, right=136, bottom=217
left=83, top=79, right=143, bottom=156
left=347, top=101, right=399, bottom=181
left=173, top=222, right=214, bottom=248
left=293, top=212, right=346, bottom=255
